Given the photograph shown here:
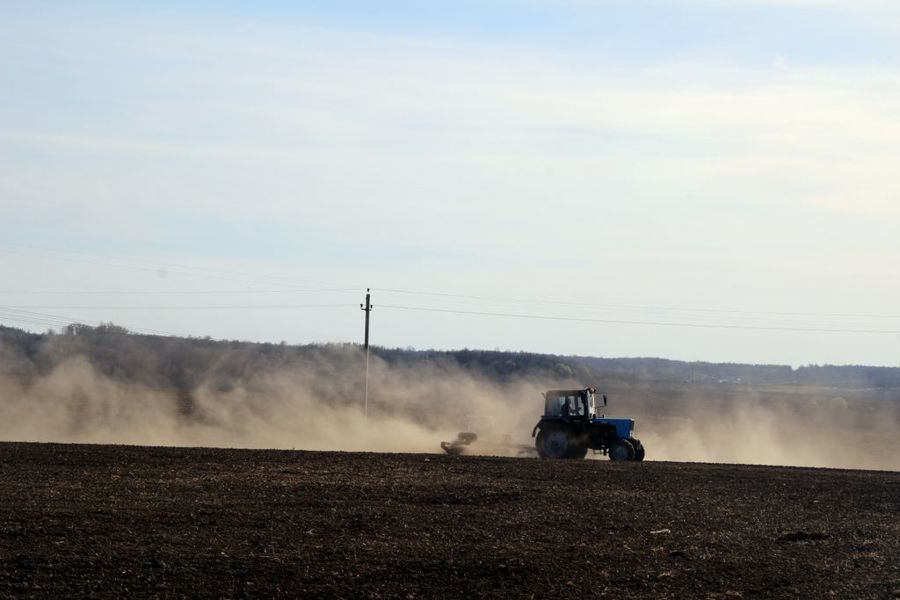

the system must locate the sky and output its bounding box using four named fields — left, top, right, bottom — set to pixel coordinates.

left=1, top=0, right=899, bottom=366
